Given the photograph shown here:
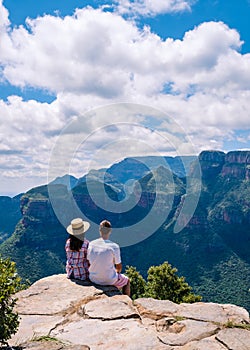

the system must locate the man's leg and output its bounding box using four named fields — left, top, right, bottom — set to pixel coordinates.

left=122, top=279, right=130, bottom=297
